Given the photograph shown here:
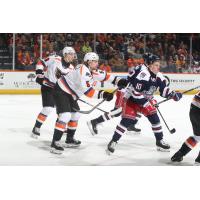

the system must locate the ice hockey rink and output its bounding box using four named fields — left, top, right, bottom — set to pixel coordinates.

left=0, top=94, right=199, bottom=166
